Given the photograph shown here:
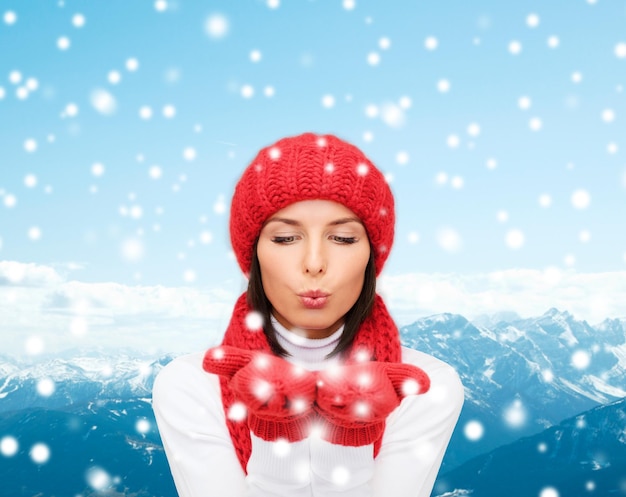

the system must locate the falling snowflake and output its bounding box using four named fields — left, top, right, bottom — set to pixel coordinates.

left=464, top=420, right=484, bottom=441
left=30, top=443, right=50, bottom=464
